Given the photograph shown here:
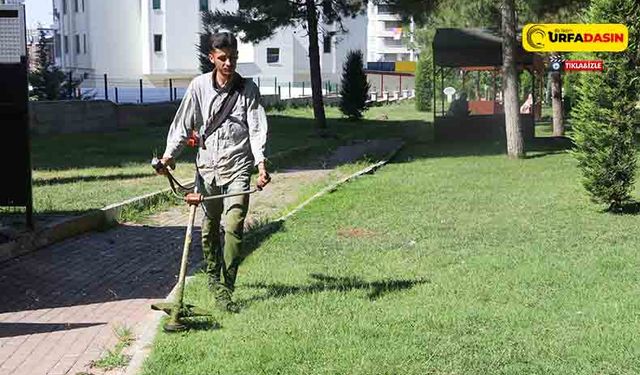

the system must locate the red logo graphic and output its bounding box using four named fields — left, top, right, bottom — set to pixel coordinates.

left=563, top=60, right=604, bottom=71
